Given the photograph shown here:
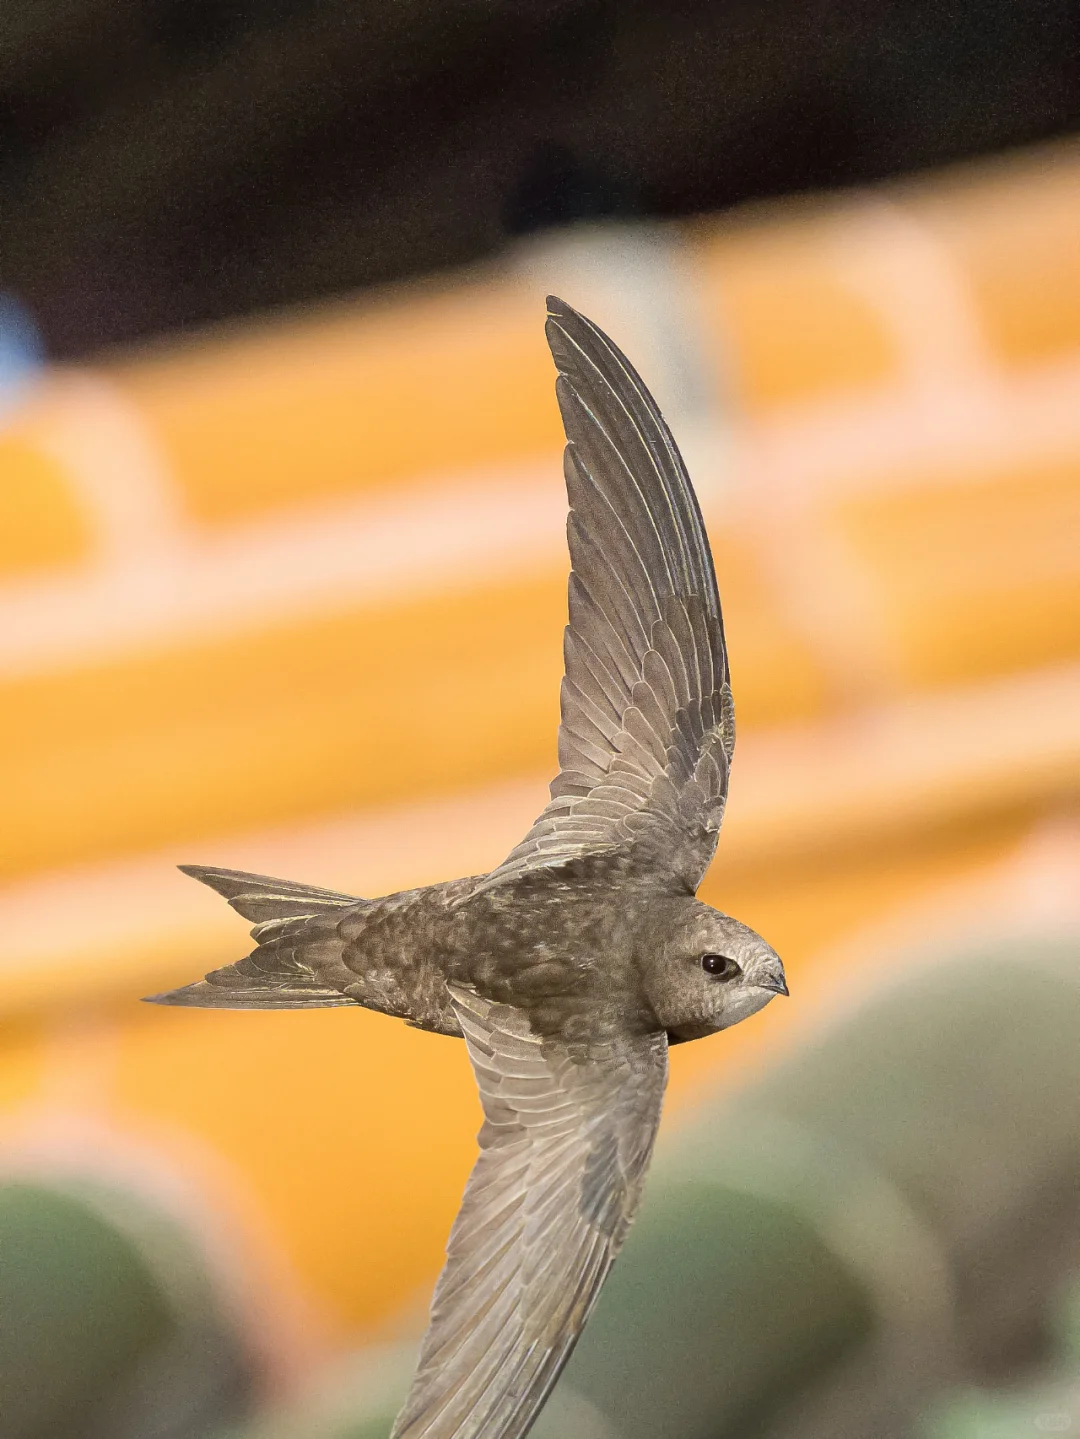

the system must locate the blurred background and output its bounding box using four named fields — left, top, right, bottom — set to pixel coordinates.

left=1, top=4, right=1080, bottom=1437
